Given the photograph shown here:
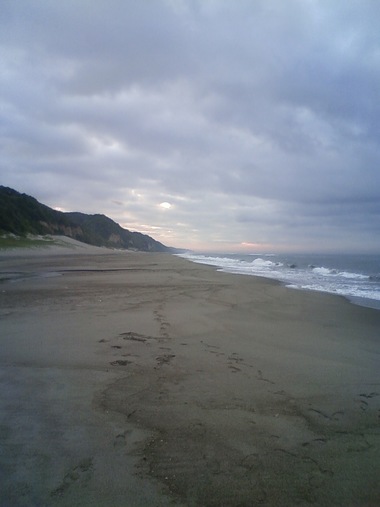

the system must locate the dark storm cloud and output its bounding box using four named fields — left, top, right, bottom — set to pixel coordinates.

left=1, top=0, right=379, bottom=251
